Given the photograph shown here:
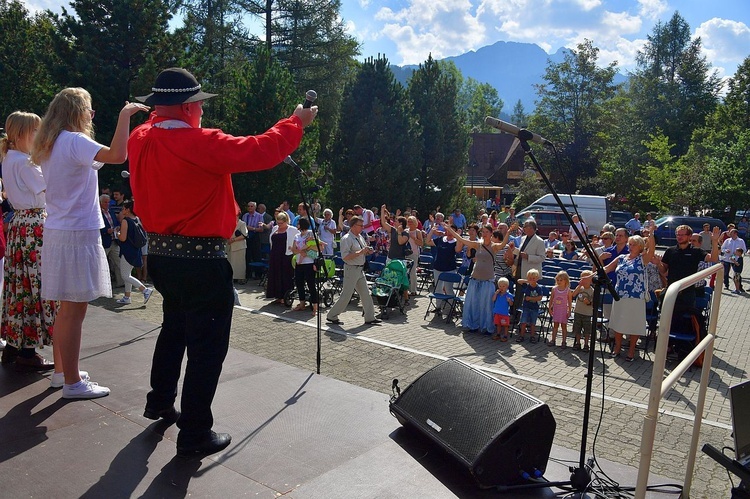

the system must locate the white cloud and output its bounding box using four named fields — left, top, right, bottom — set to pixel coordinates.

left=375, top=0, right=487, bottom=64
left=20, top=0, right=66, bottom=14
left=696, top=18, right=750, bottom=64
left=601, top=11, right=642, bottom=36
left=574, top=0, right=602, bottom=11
left=637, top=0, right=668, bottom=21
